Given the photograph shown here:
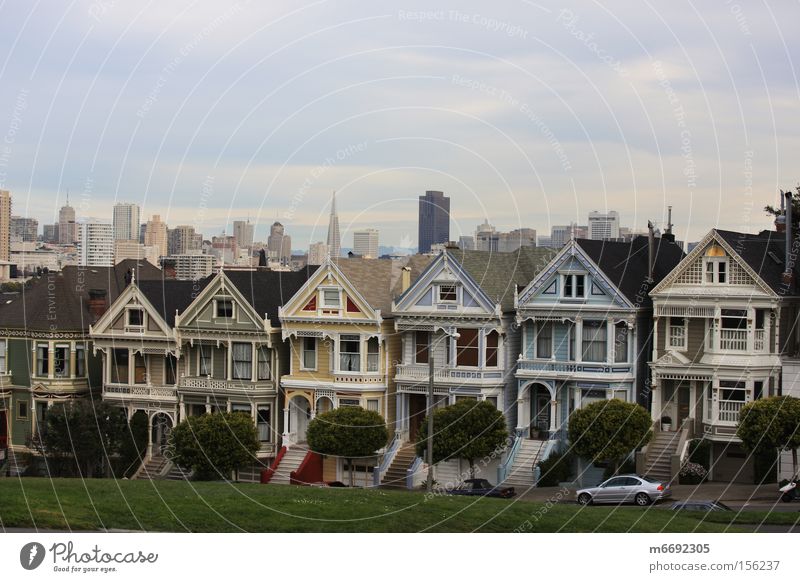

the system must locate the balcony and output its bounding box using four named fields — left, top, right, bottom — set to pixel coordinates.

left=179, top=376, right=274, bottom=392
left=333, top=372, right=385, bottom=384
left=394, top=364, right=504, bottom=384
left=719, top=329, right=747, bottom=351
left=717, top=399, right=744, bottom=424
left=104, top=383, right=177, bottom=402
